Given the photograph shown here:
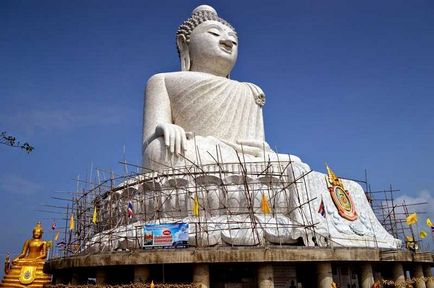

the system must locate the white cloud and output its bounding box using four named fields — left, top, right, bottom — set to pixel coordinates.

left=387, top=190, right=434, bottom=251
left=394, top=190, right=434, bottom=218
left=0, top=174, right=42, bottom=195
